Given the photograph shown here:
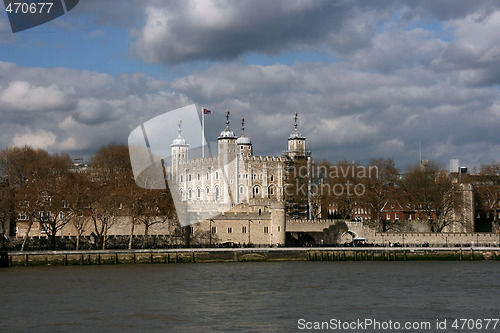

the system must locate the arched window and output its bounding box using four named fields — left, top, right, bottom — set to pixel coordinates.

left=270, top=175, right=274, bottom=182
left=215, top=171, right=219, bottom=180
left=253, top=186, right=261, bottom=198
left=197, top=173, right=200, bottom=181
left=188, top=188, right=192, bottom=199
left=197, top=188, right=201, bottom=198
left=269, top=185, right=275, bottom=195
left=206, top=187, right=210, bottom=194
left=239, top=186, right=244, bottom=194
left=179, top=188, right=184, bottom=200
left=180, top=175, right=183, bottom=182
left=215, top=186, right=220, bottom=200
left=188, top=174, right=192, bottom=182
